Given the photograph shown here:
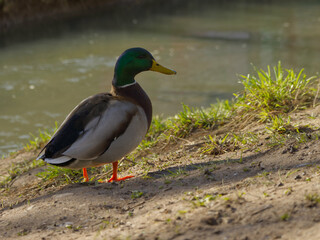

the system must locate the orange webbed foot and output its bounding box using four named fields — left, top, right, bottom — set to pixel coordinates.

left=108, top=175, right=134, bottom=183
left=106, top=161, right=134, bottom=183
